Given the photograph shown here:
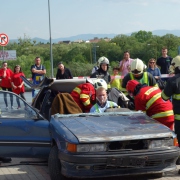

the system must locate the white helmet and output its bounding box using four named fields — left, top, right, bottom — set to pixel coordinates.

left=86, top=78, right=94, bottom=85
left=93, top=79, right=107, bottom=90
left=169, top=55, right=180, bottom=74
left=130, top=58, right=146, bottom=75
left=98, top=56, right=109, bottom=66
